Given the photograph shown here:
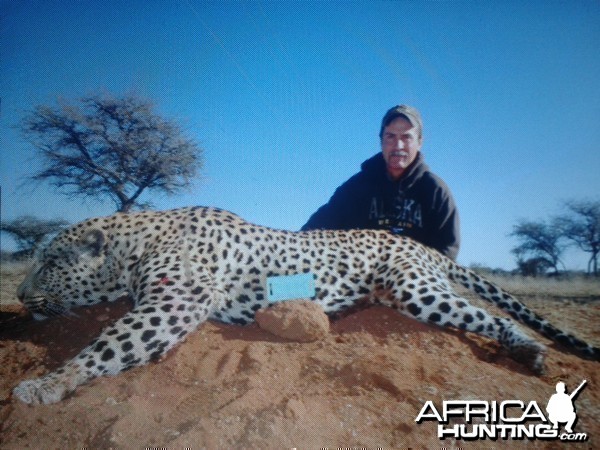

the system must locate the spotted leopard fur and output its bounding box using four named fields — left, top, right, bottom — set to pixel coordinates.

left=13, top=206, right=599, bottom=404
